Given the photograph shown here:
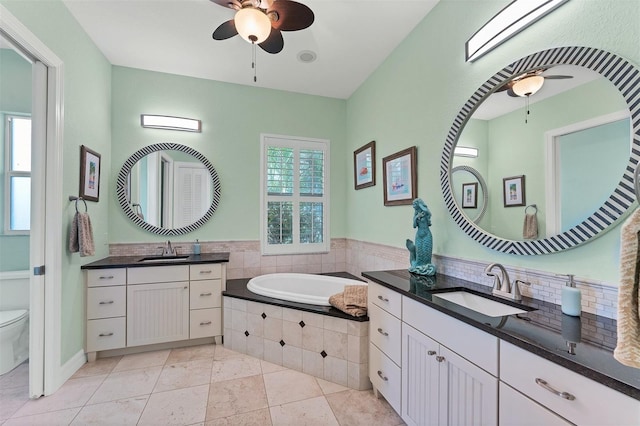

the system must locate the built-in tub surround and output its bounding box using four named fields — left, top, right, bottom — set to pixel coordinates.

left=223, top=277, right=370, bottom=390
